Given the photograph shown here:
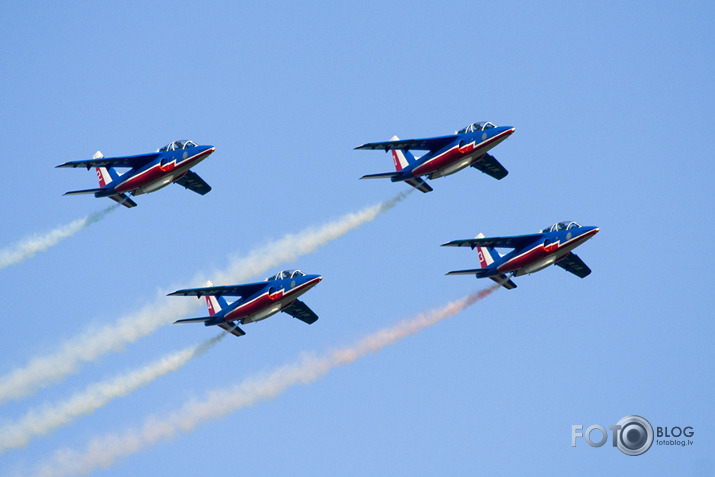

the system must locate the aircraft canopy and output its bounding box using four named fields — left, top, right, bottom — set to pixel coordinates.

left=158, top=140, right=198, bottom=152
left=456, top=122, right=496, bottom=134
left=267, top=270, right=306, bottom=281
left=541, top=221, right=581, bottom=233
